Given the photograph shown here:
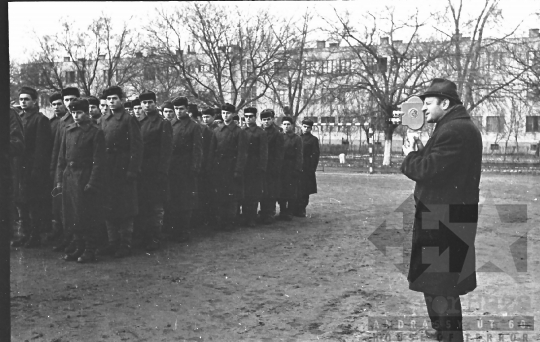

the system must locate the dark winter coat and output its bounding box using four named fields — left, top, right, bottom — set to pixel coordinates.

left=99, top=108, right=144, bottom=219
left=169, top=116, right=203, bottom=211
left=138, top=110, right=173, bottom=206
left=207, top=121, right=248, bottom=202
left=401, top=105, right=482, bottom=296
left=243, top=124, right=268, bottom=201
left=198, top=123, right=214, bottom=206
left=56, top=123, right=106, bottom=232
left=262, top=124, right=284, bottom=199
left=18, top=106, right=53, bottom=203
left=299, top=132, right=320, bottom=196
left=50, top=113, right=74, bottom=178
left=280, top=131, right=303, bottom=200
left=10, top=108, right=25, bottom=203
